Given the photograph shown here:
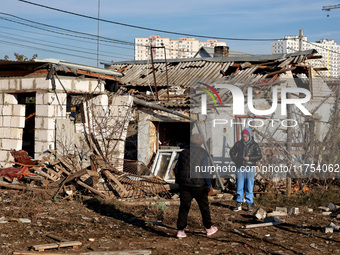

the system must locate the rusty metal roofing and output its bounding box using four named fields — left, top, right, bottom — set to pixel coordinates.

left=109, top=50, right=317, bottom=88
